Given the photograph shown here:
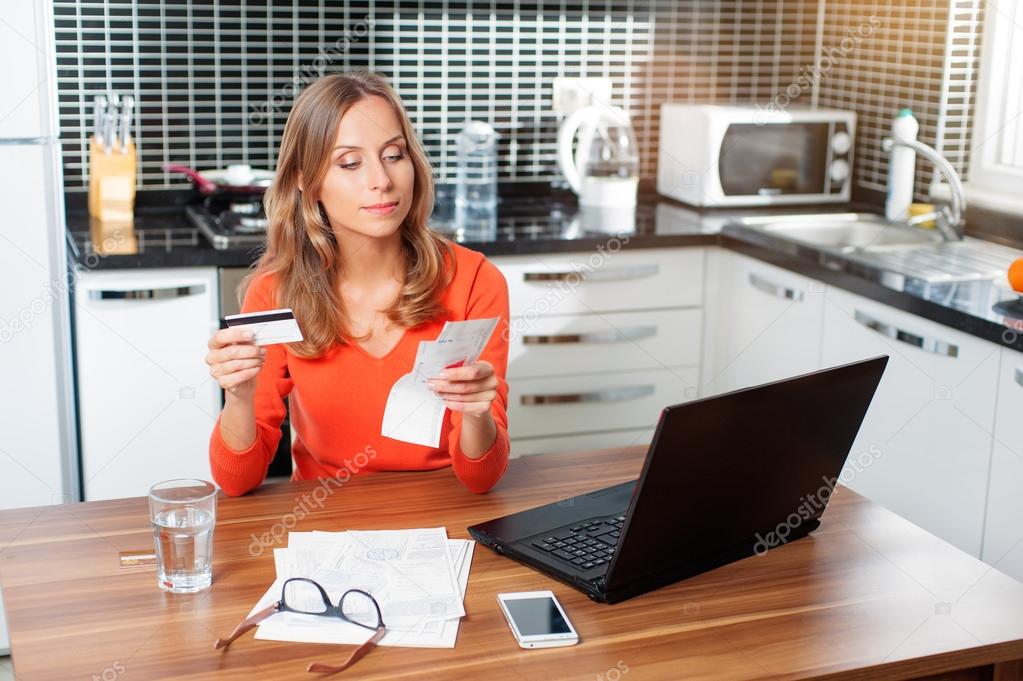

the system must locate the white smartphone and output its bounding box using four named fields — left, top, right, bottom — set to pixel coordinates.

left=497, top=590, right=580, bottom=649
